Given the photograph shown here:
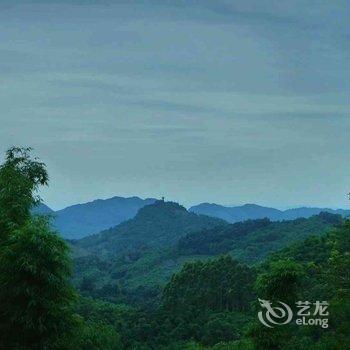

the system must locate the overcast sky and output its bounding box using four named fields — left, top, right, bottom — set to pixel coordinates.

left=1, top=0, right=350, bottom=210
